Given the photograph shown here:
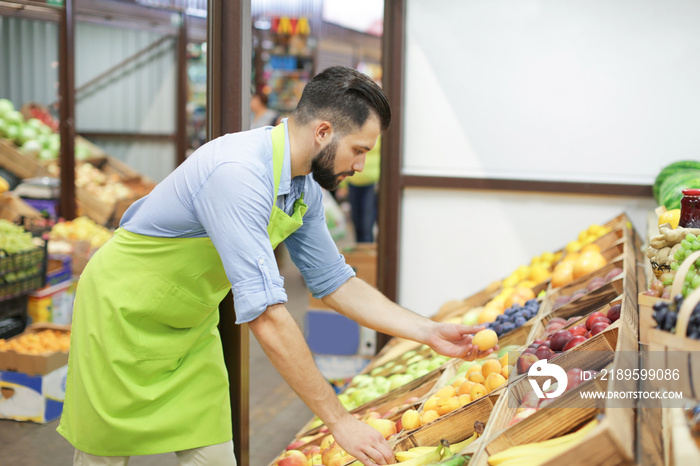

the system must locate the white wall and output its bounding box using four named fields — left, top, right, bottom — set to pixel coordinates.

left=399, top=0, right=699, bottom=315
